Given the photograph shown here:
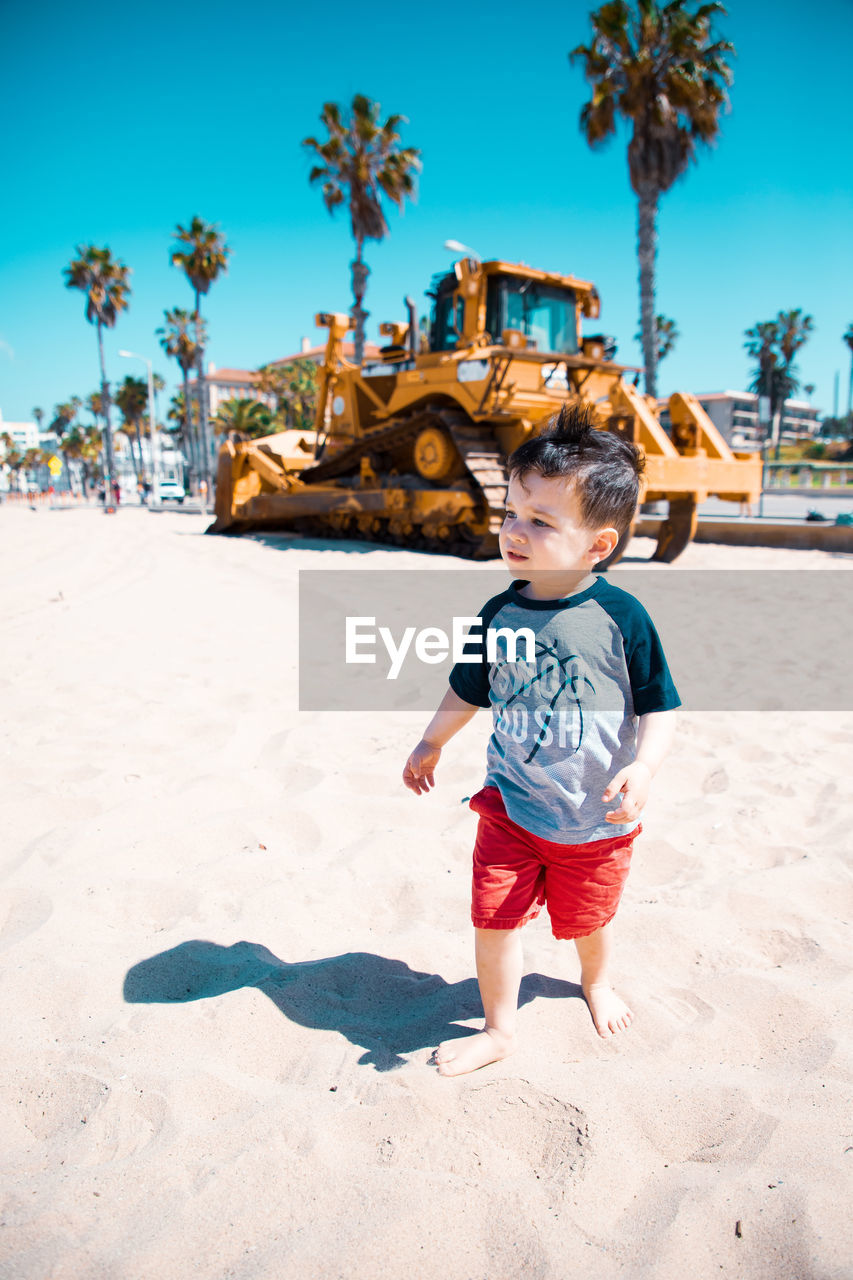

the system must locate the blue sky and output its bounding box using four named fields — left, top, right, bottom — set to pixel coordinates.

left=1, top=0, right=851, bottom=427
